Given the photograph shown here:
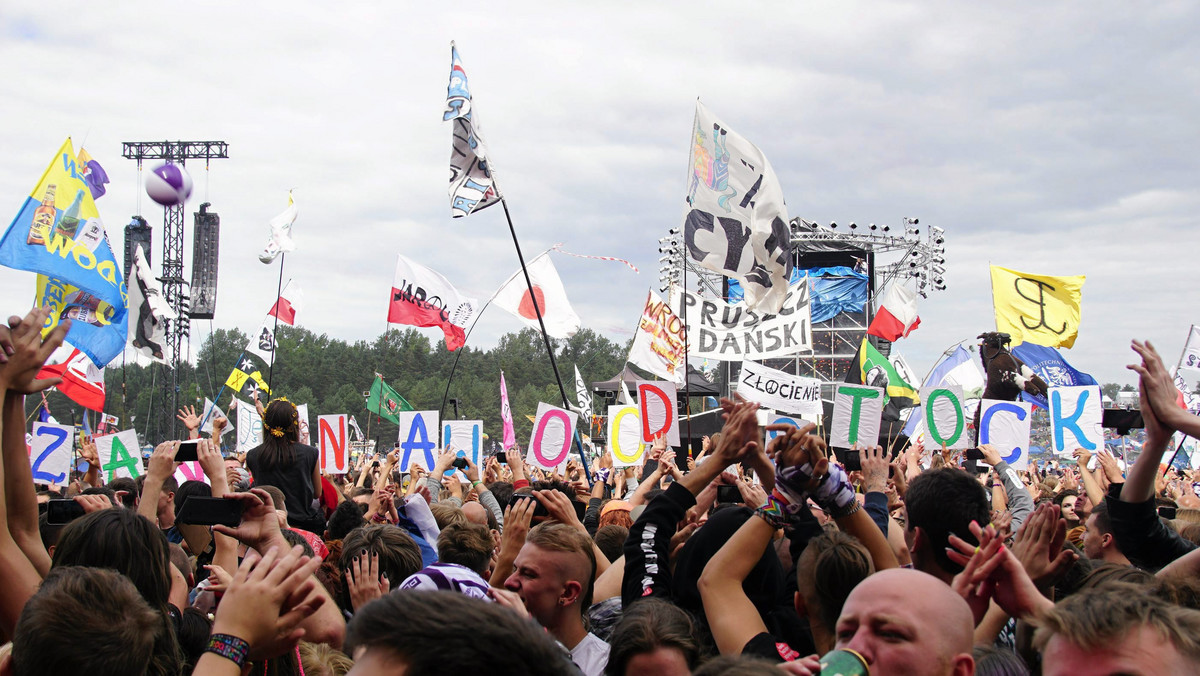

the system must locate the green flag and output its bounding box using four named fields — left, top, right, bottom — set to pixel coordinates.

left=367, top=375, right=413, bottom=424
left=845, top=338, right=919, bottom=420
